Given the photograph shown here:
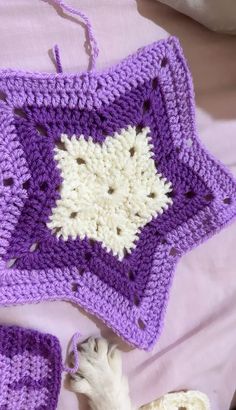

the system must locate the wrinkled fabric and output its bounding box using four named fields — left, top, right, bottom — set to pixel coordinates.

left=157, top=0, right=236, bottom=34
